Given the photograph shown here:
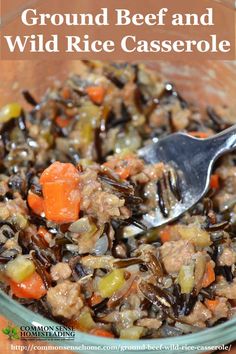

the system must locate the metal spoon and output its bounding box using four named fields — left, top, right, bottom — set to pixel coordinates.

left=136, top=124, right=236, bottom=231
